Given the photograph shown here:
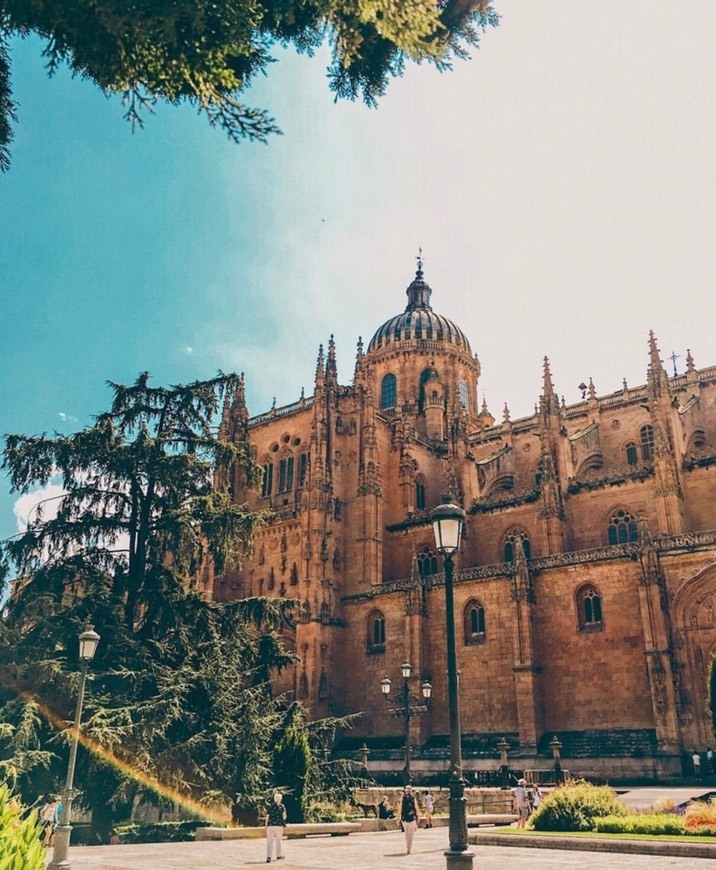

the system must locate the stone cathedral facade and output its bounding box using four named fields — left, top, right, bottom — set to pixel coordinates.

left=212, top=262, right=716, bottom=780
